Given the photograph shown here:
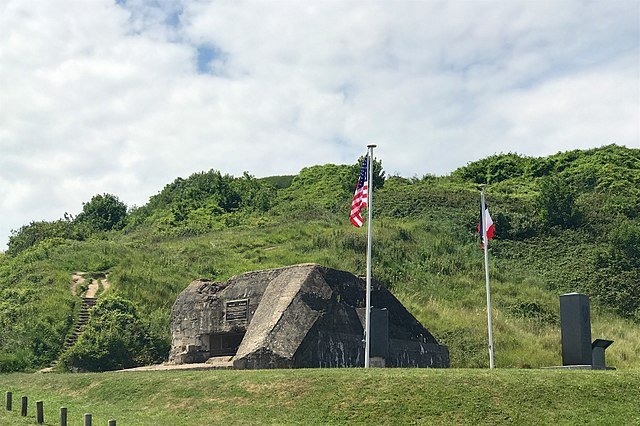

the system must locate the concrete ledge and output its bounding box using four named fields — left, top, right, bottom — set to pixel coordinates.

left=542, top=365, right=616, bottom=370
